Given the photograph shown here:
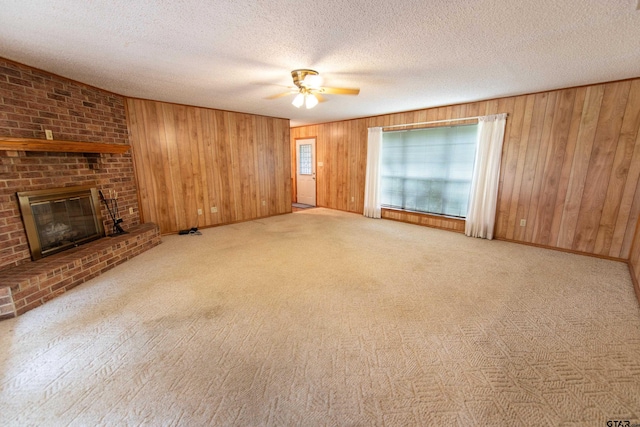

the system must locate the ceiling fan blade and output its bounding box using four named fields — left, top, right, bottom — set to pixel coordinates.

left=315, top=93, right=327, bottom=103
left=265, top=90, right=296, bottom=100
left=319, top=87, right=360, bottom=95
